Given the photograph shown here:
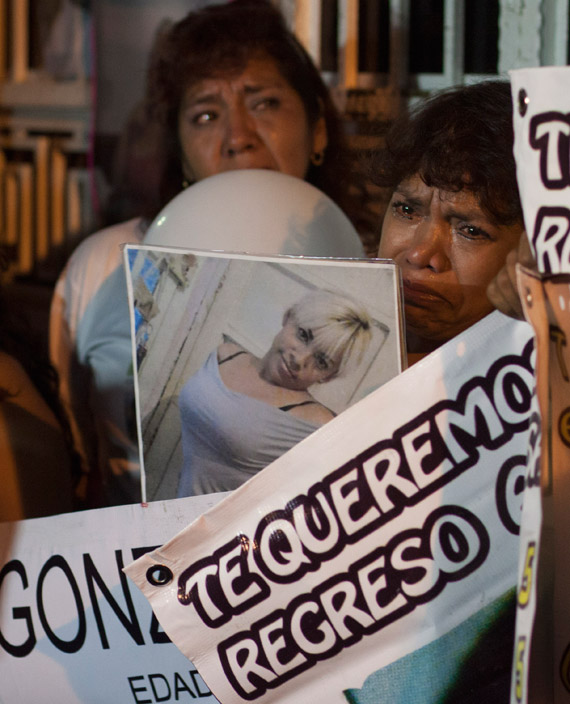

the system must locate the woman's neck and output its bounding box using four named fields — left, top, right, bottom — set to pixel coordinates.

left=405, top=331, right=443, bottom=368
left=406, top=331, right=441, bottom=355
